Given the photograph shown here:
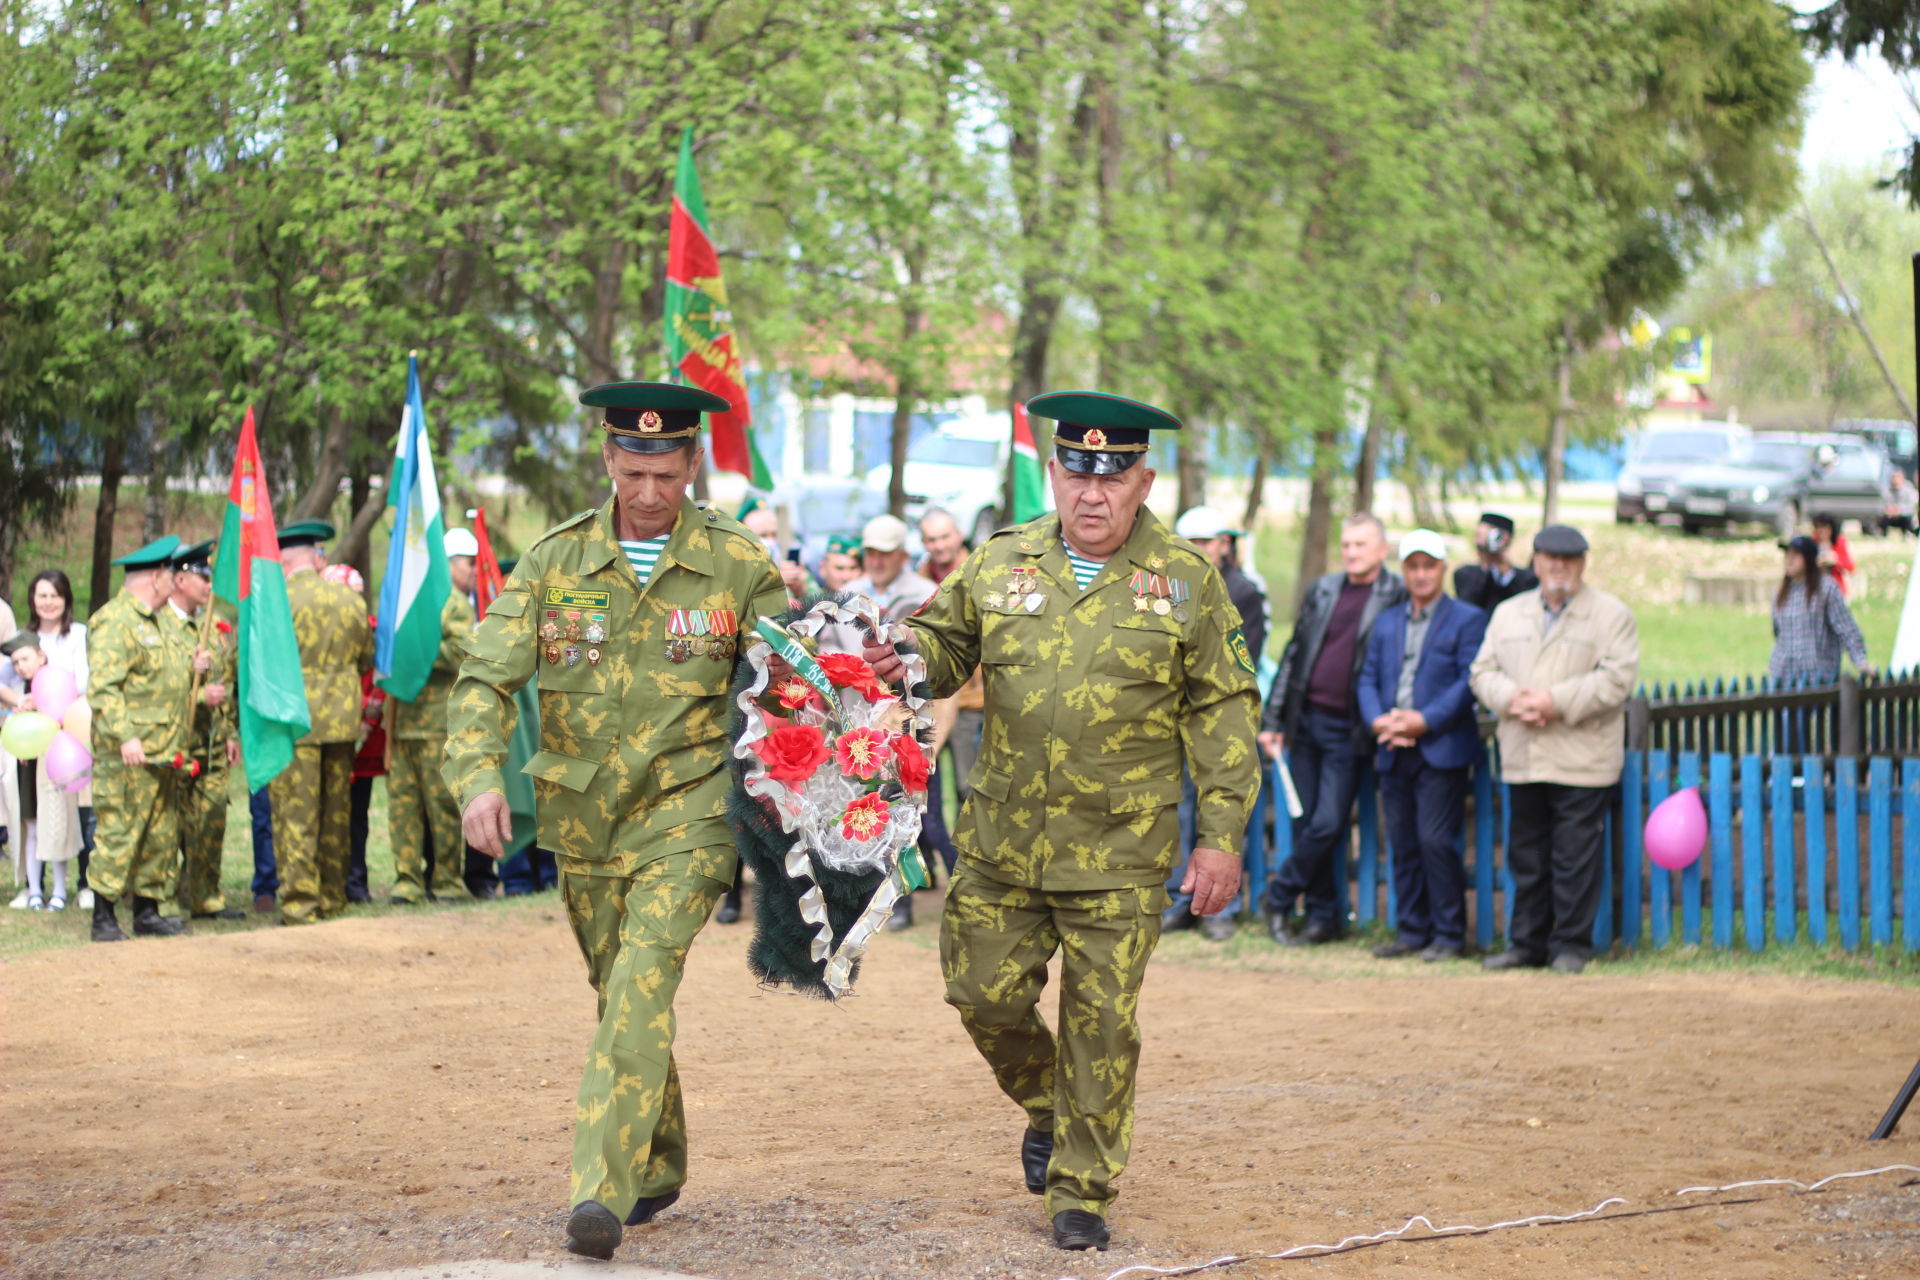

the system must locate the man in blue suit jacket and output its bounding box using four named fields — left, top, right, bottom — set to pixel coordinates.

left=1357, top=531, right=1488, bottom=961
